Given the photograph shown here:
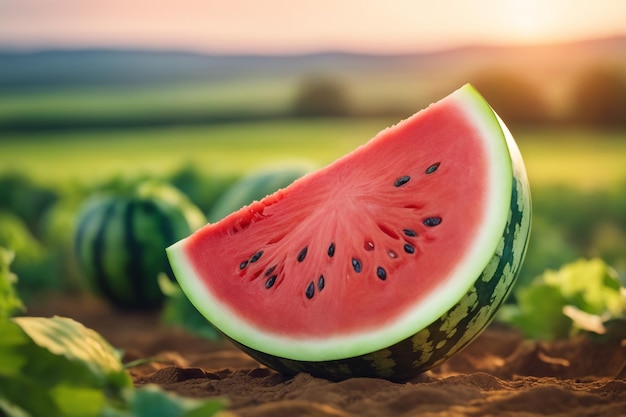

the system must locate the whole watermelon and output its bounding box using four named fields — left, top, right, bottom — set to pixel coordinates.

left=74, top=181, right=206, bottom=309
